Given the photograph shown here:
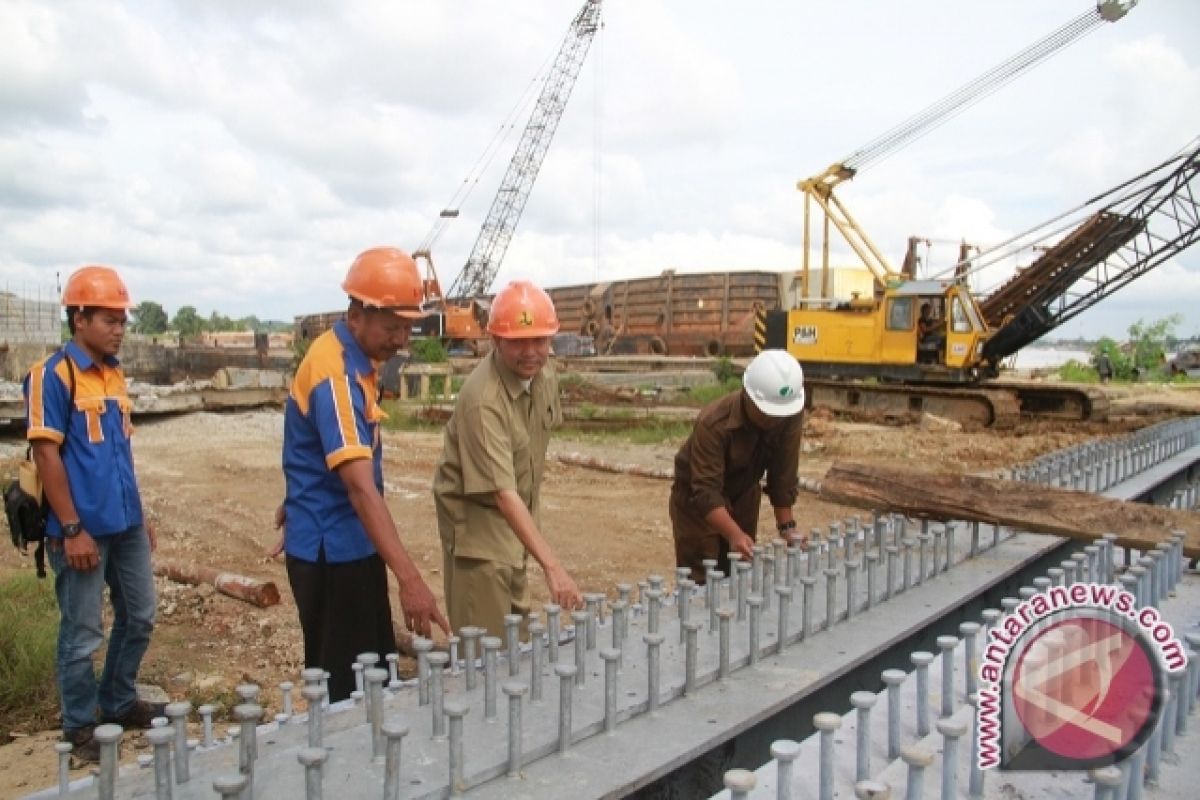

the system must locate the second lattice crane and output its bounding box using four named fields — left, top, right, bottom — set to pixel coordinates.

left=414, top=0, right=603, bottom=353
